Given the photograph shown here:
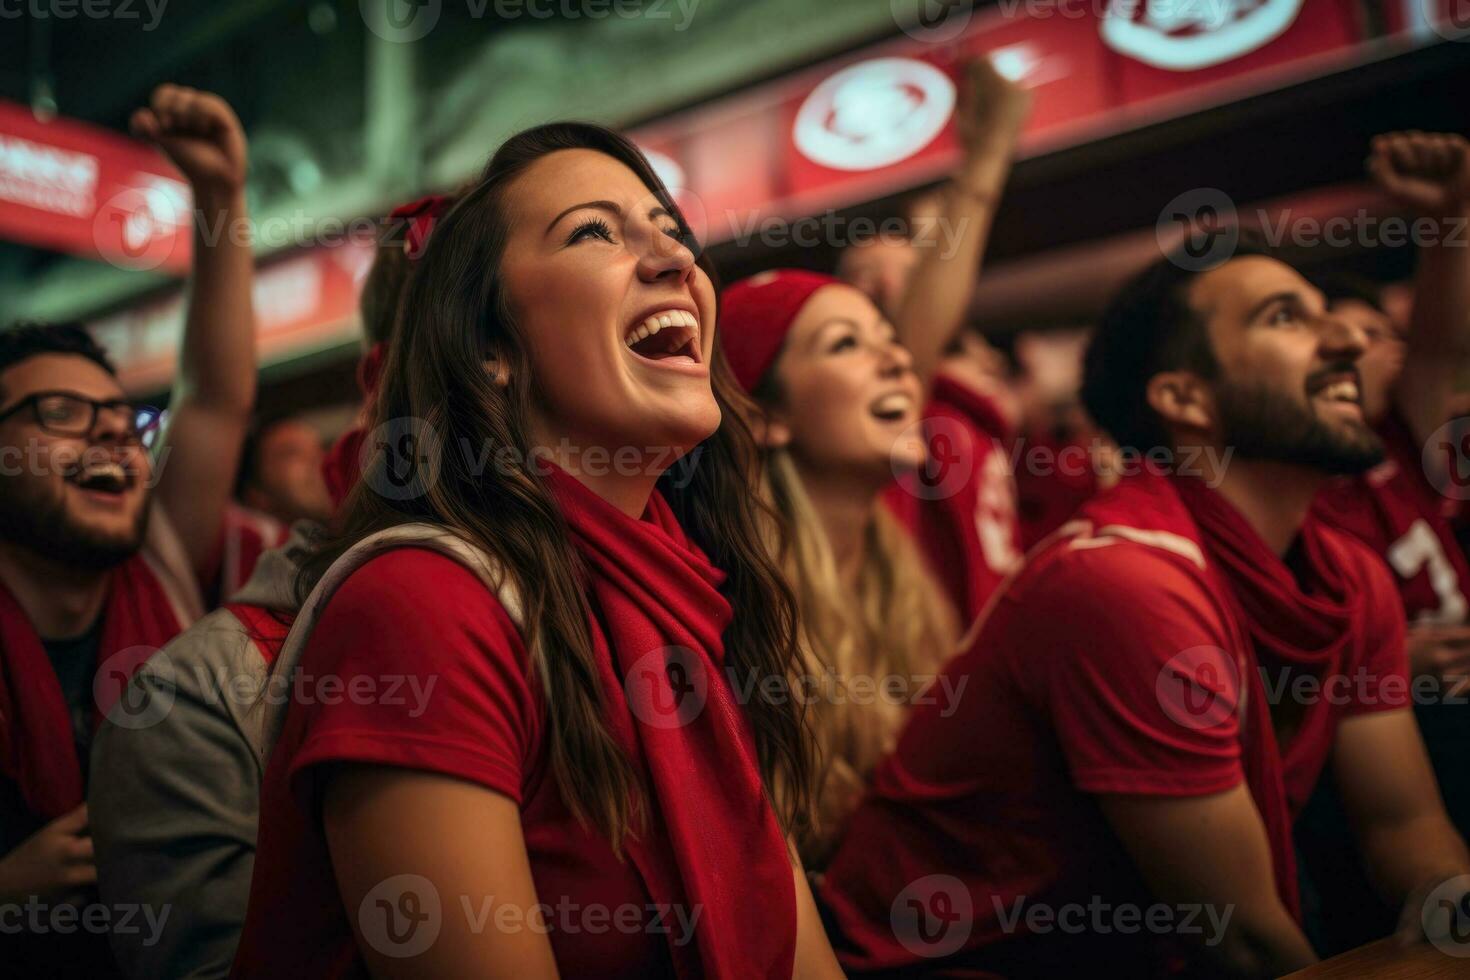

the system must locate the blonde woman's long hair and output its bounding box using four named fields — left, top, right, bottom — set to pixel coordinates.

left=761, top=446, right=958, bottom=866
